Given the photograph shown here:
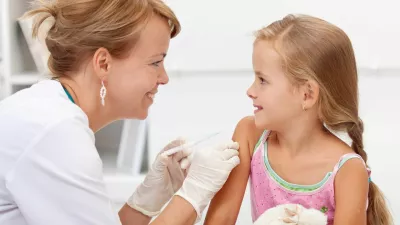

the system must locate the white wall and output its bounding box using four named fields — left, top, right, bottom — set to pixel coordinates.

left=164, top=0, right=400, bottom=71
